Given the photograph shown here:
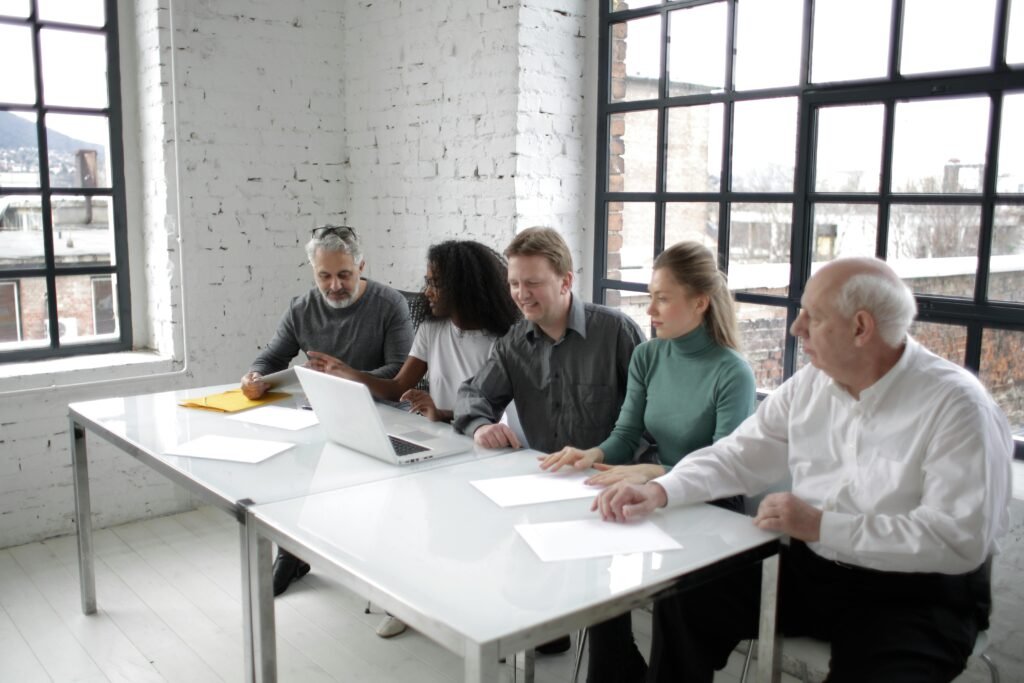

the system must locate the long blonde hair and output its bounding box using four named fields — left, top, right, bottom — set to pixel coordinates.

left=654, top=241, right=741, bottom=350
